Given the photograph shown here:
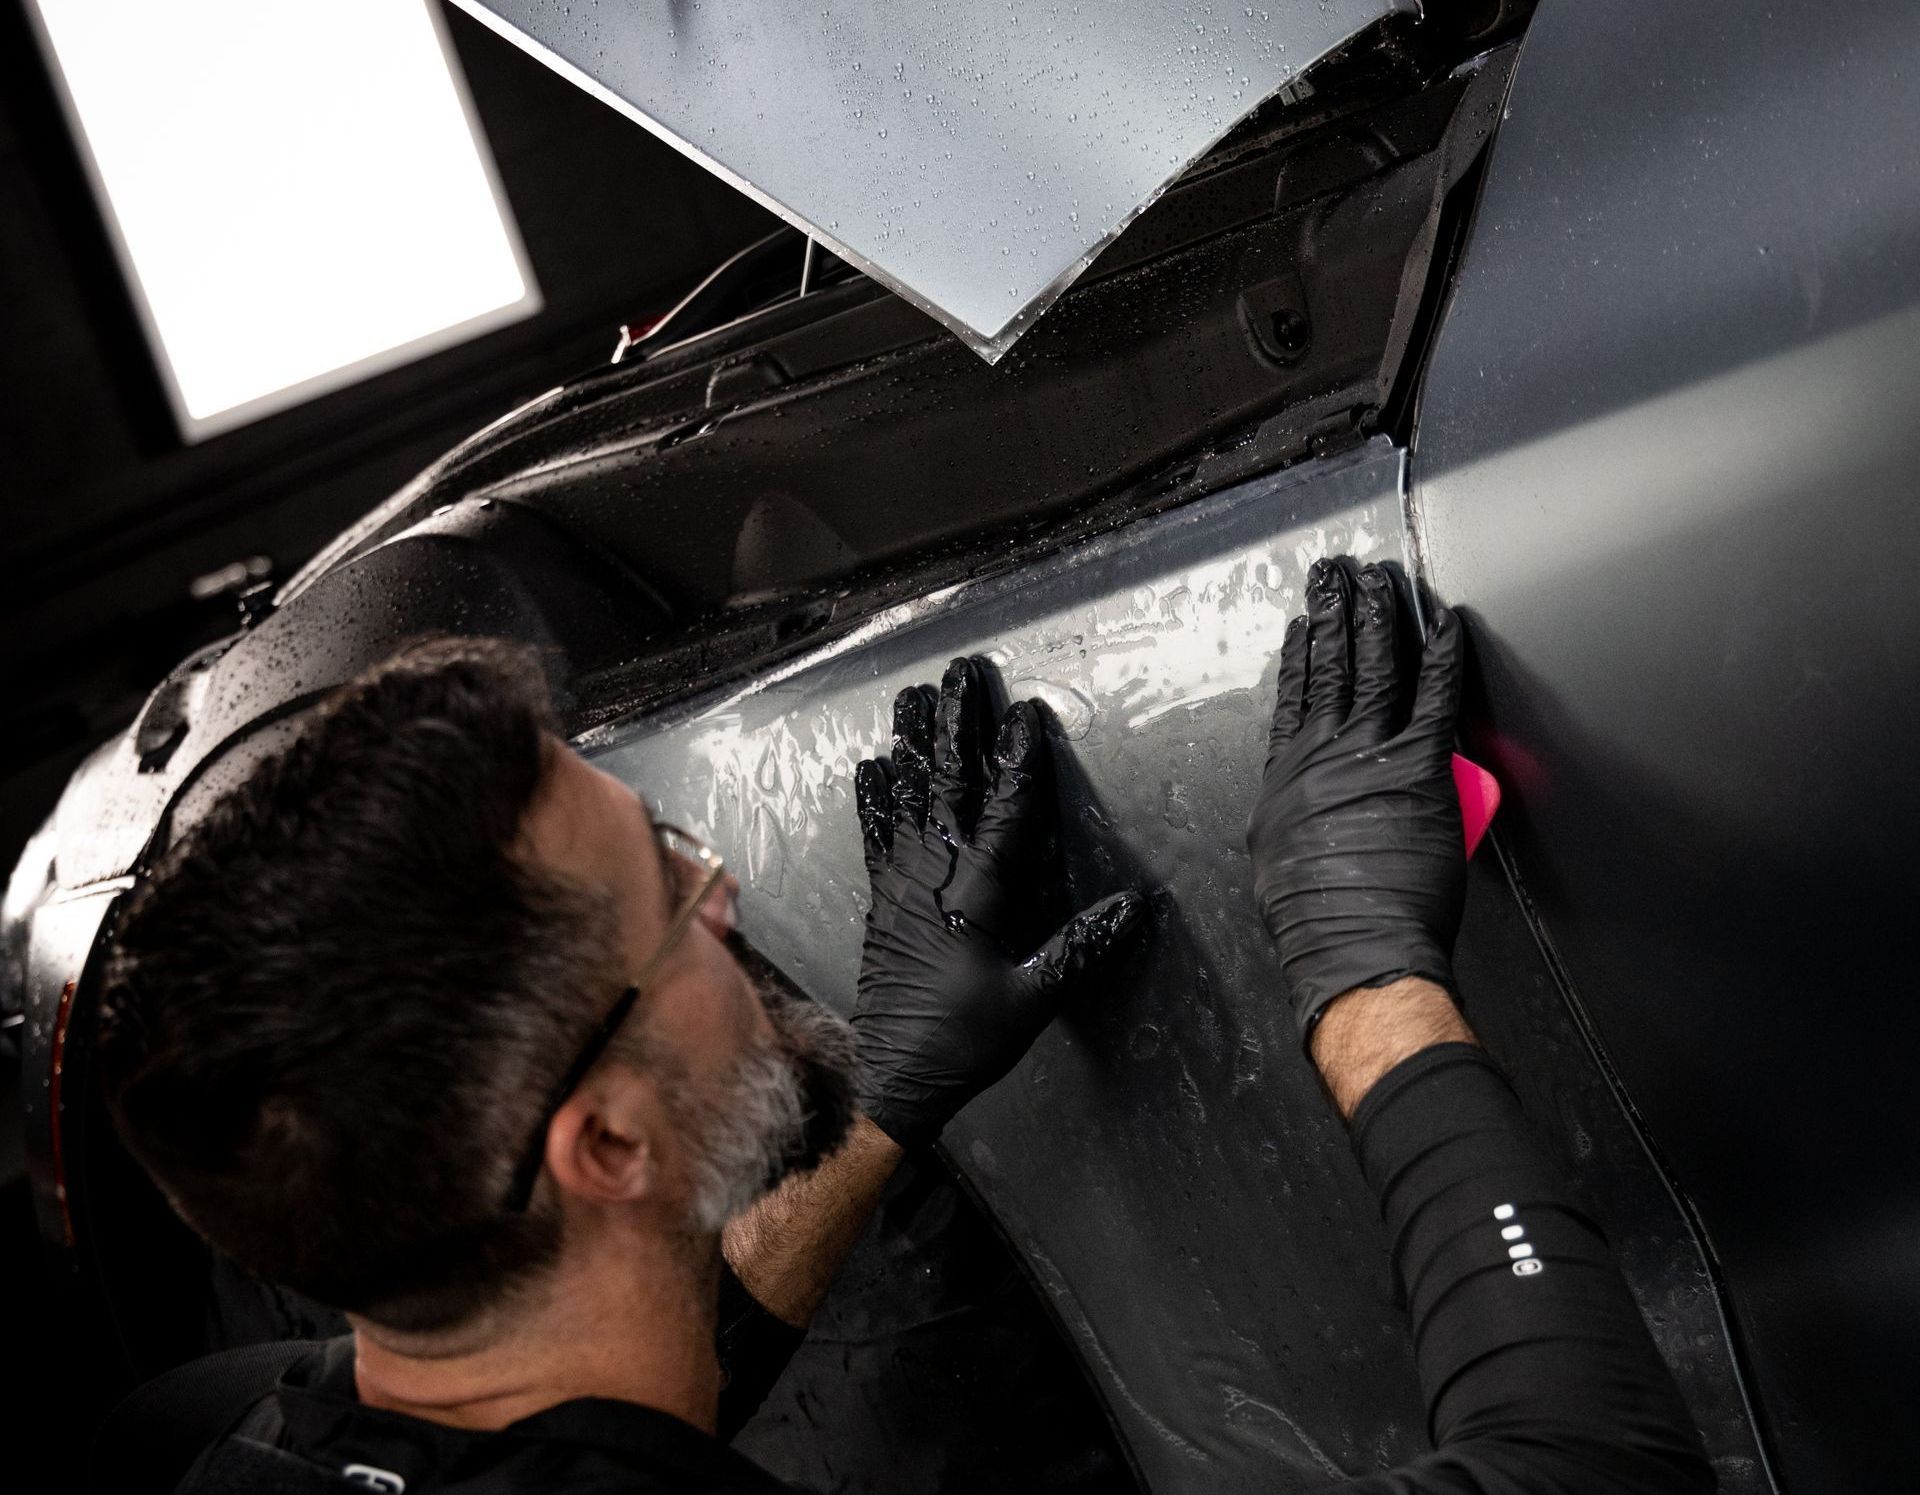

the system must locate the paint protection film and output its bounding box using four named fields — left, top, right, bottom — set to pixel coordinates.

left=587, top=438, right=1757, bottom=1487
left=591, top=444, right=1418, bottom=1486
